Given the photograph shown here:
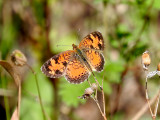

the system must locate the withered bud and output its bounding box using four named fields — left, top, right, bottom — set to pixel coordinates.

left=78, top=87, right=95, bottom=99
left=91, top=83, right=97, bottom=90
left=142, top=51, right=151, bottom=71
left=157, top=63, right=160, bottom=76
left=85, top=88, right=94, bottom=95
left=78, top=94, right=90, bottom=99
left=157, top=63, right=160, bottom=71
left=11, top=50, right=27, bottom=66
